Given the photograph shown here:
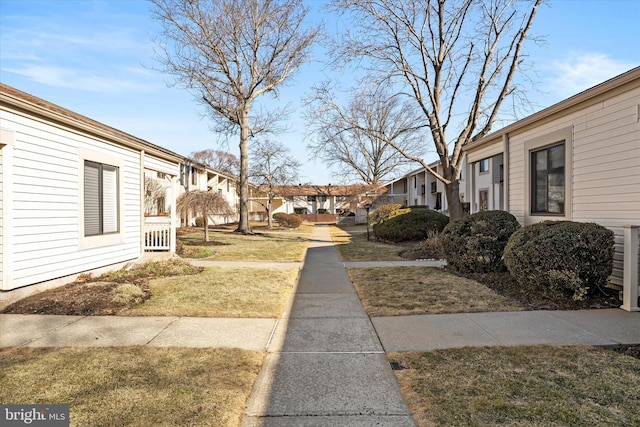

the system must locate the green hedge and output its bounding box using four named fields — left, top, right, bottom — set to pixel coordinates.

left=369, top=204, right=404, bottom=225
left=440, top=210, right=520, bottom=273
left=372, top=208, right=448, bottom=242
left=504, top=221, right=614, bottom=300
